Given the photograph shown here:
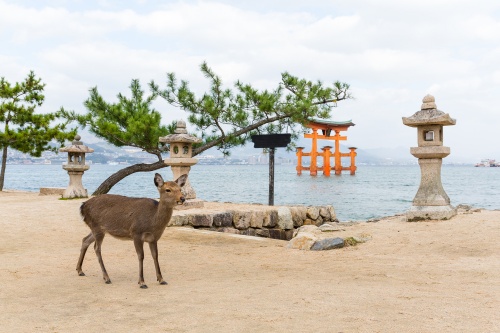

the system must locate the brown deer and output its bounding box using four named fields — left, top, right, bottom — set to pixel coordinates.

left=76, top=173, right=187, bottom=288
